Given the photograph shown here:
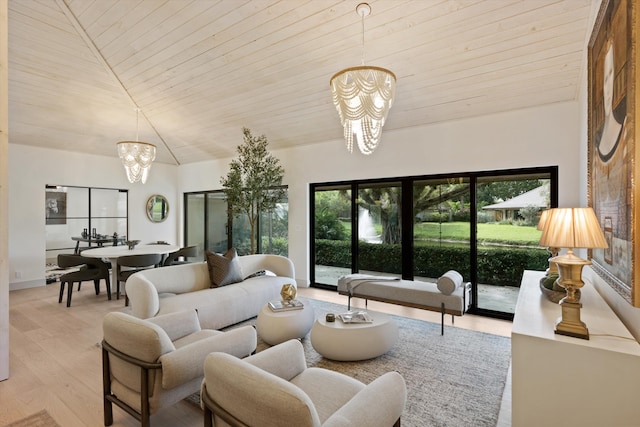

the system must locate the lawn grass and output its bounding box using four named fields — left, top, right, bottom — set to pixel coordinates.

left=343, top=221, right=543, bottom=246
left=415, top=222, right=542, bottom=245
